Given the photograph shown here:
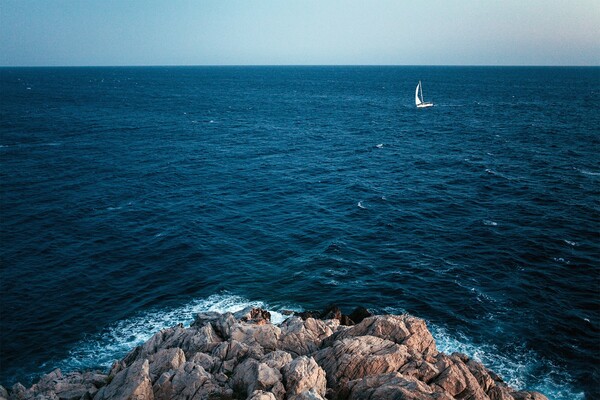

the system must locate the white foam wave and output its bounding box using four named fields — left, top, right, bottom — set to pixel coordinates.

left=563, top=240, right=577, bottom=246
left=50, top=294, right=291, bottom=374
left=376, top=144, right=384, bottom=148
left=429, top=324, right=584, bottom=400
left=483, top=219, right=498, bottom=226
left=357, top=201, right=366, bottom=209
left=579, top=169, right=600, bottom=176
